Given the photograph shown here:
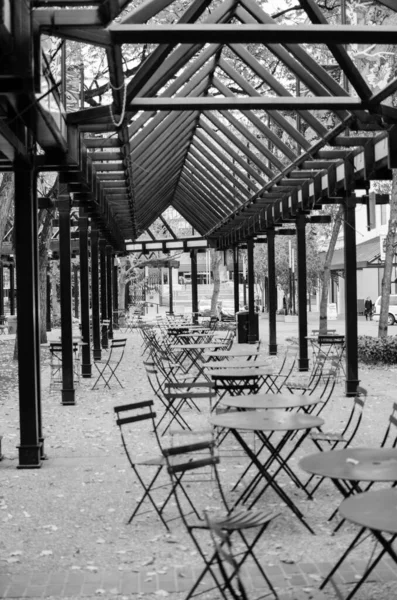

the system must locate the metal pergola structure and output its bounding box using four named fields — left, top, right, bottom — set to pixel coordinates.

left=1, top=0, right=397, bottom=467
